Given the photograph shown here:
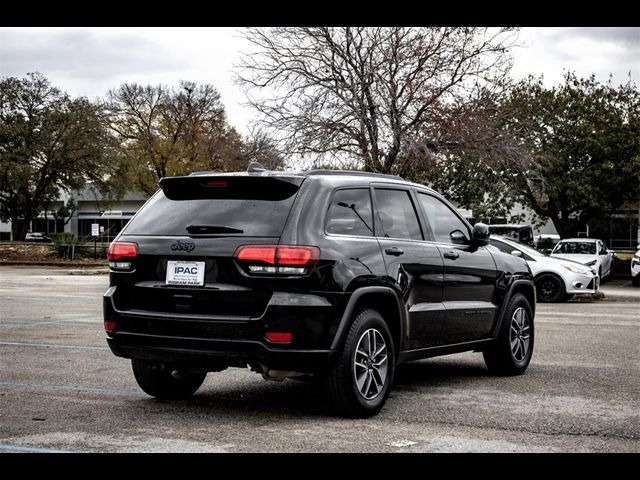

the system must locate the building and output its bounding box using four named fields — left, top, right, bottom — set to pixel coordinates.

left=0, top=188, right=149, bottom=242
